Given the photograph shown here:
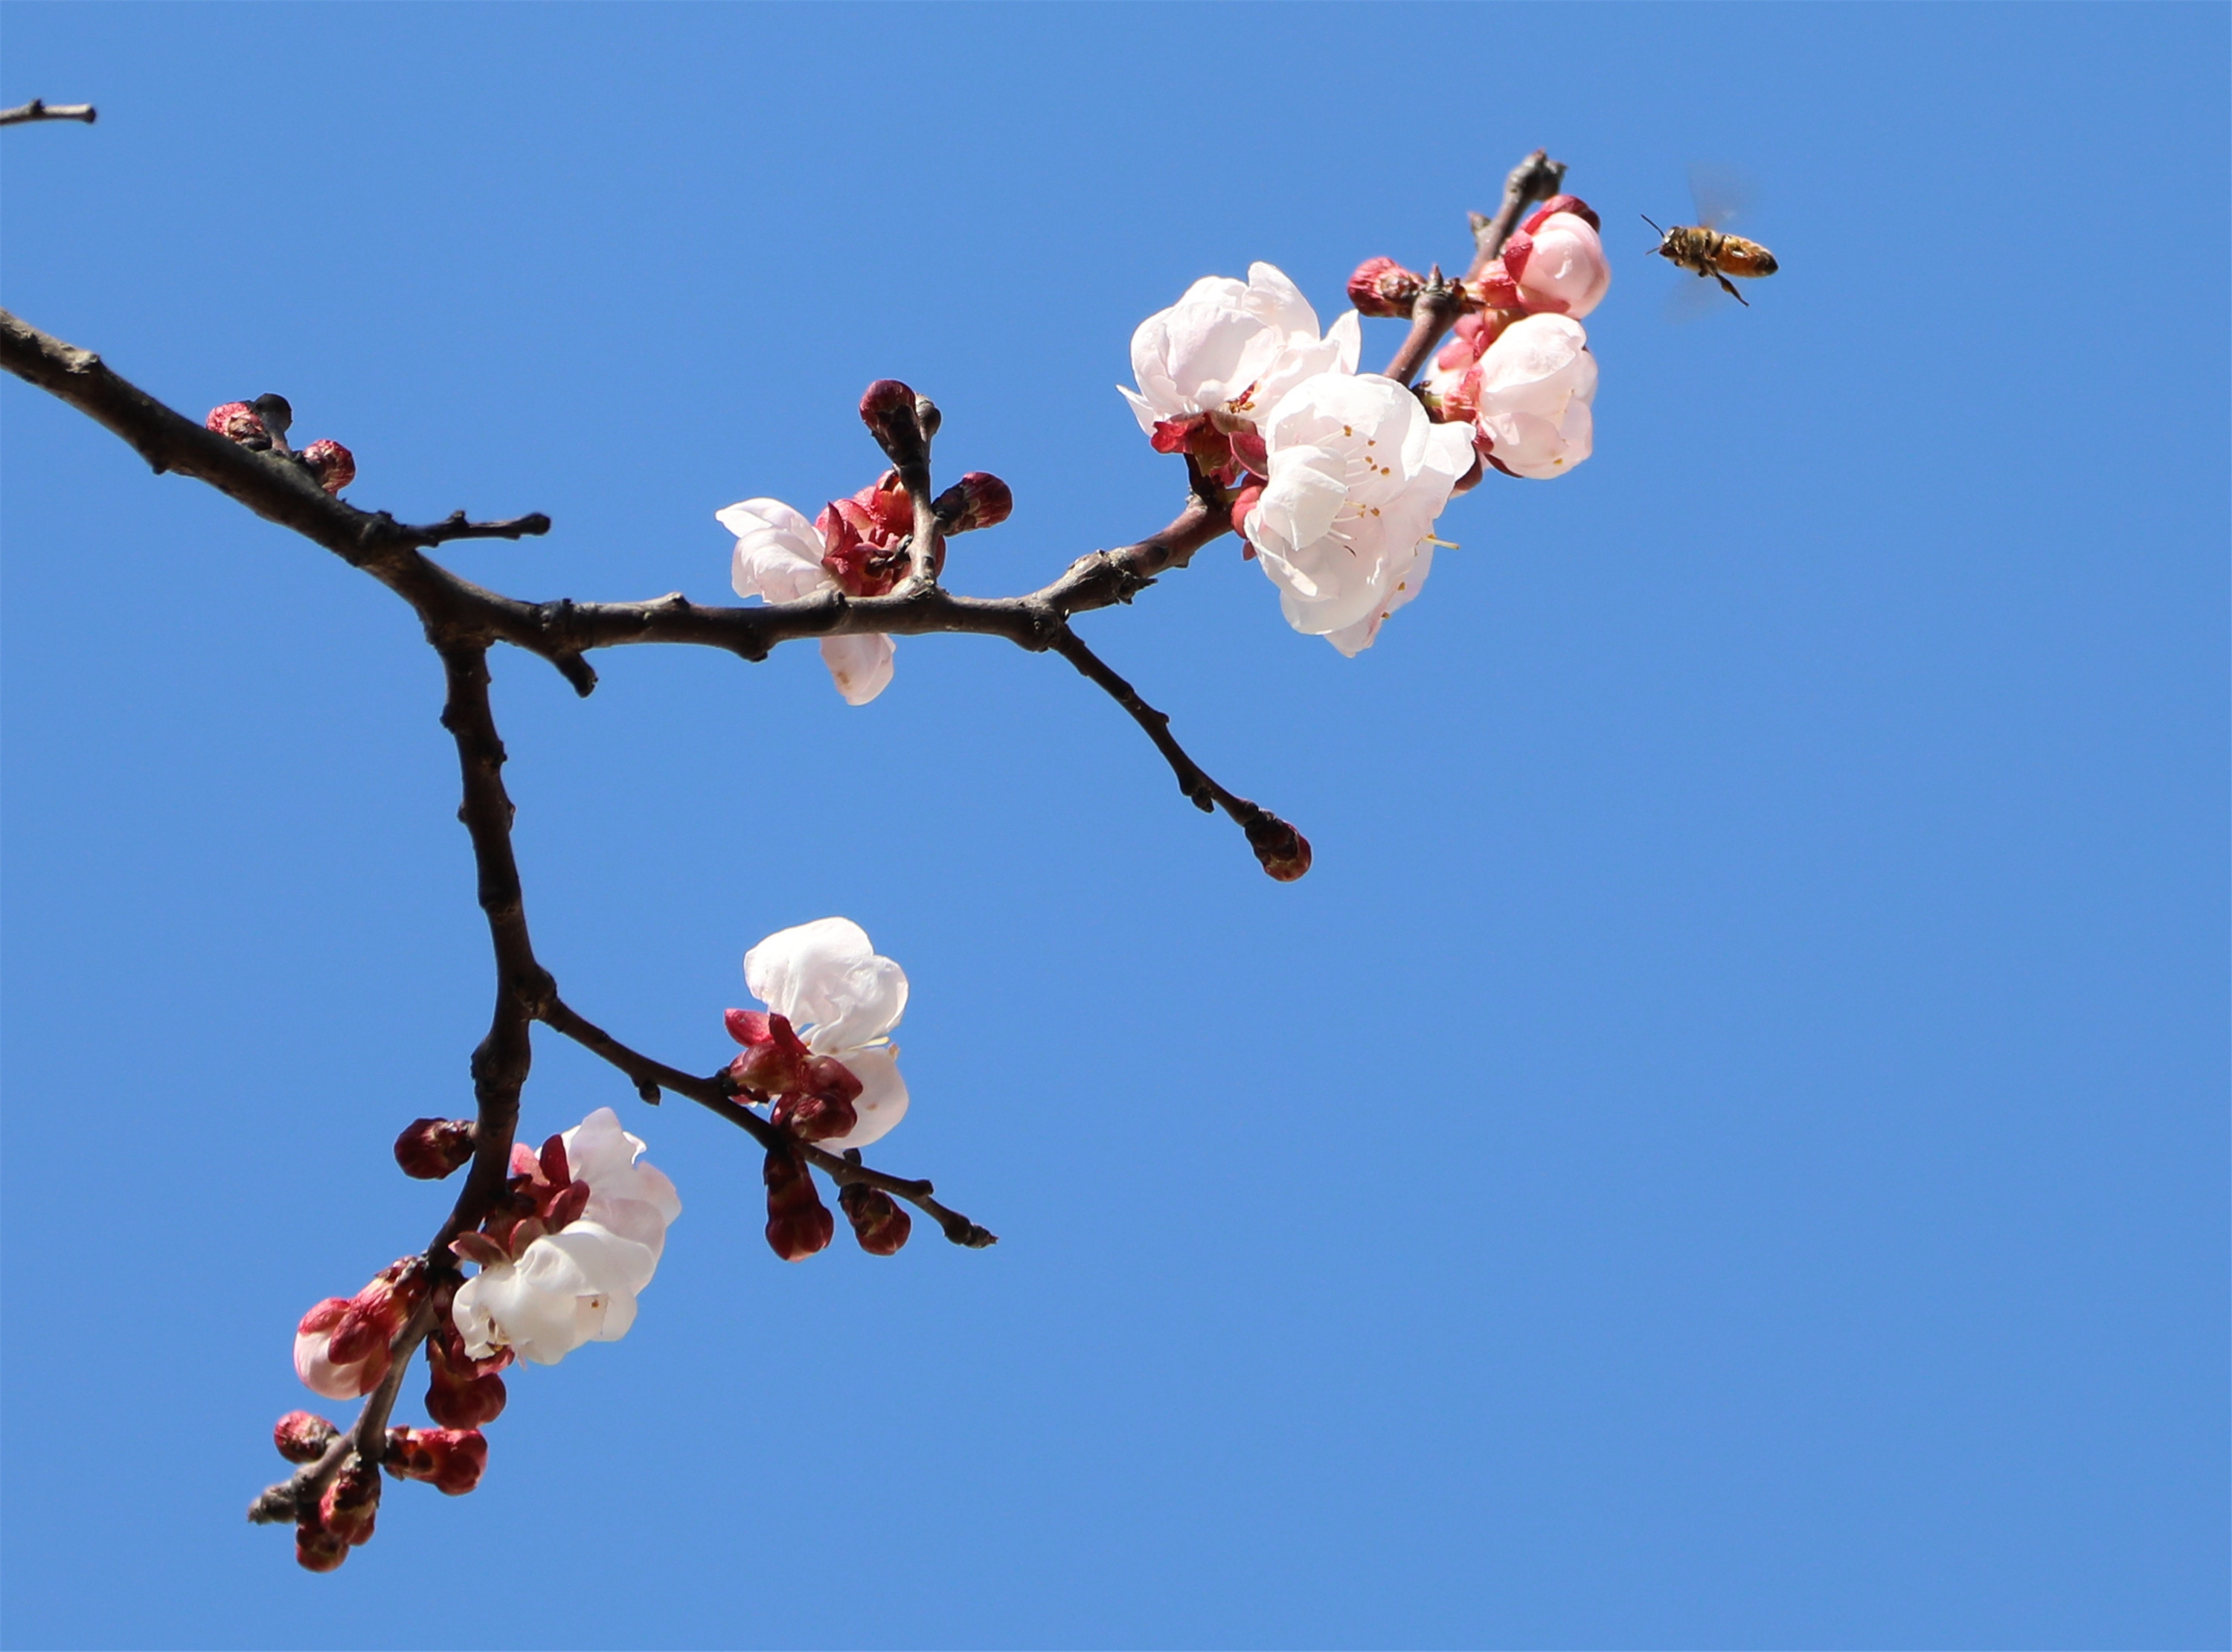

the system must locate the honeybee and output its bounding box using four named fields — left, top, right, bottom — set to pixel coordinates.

left=1643, top=167, right=1777, bottom=308
left=1643, top=213, right=1778, bottom=305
